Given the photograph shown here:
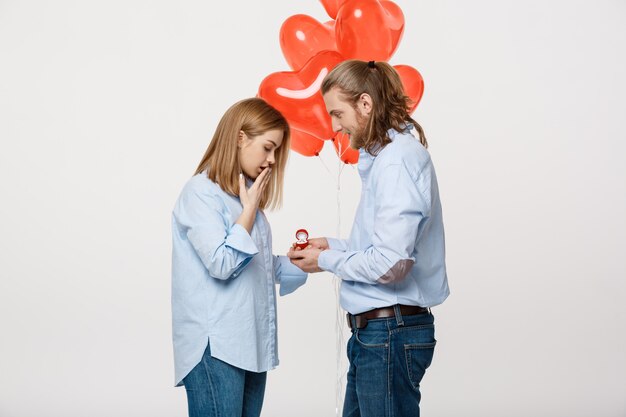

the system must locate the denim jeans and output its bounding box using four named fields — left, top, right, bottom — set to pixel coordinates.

left=183, top=342, right=267, bottom=417
left=343, top=309, right=436, bottom=417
